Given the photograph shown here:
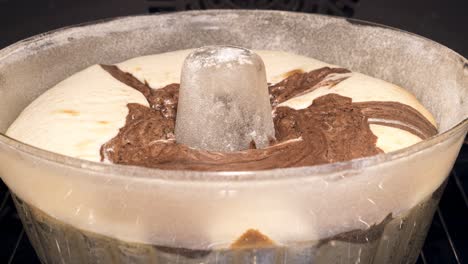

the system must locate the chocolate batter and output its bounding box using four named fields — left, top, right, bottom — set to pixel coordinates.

left=100, top=65, right=437, bottom=171
left=230, top=229, right=276, bottom=249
